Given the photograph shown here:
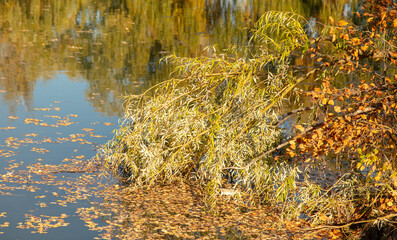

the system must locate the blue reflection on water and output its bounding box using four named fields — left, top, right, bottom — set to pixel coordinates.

left=0, top=73, right=119, bottom=239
